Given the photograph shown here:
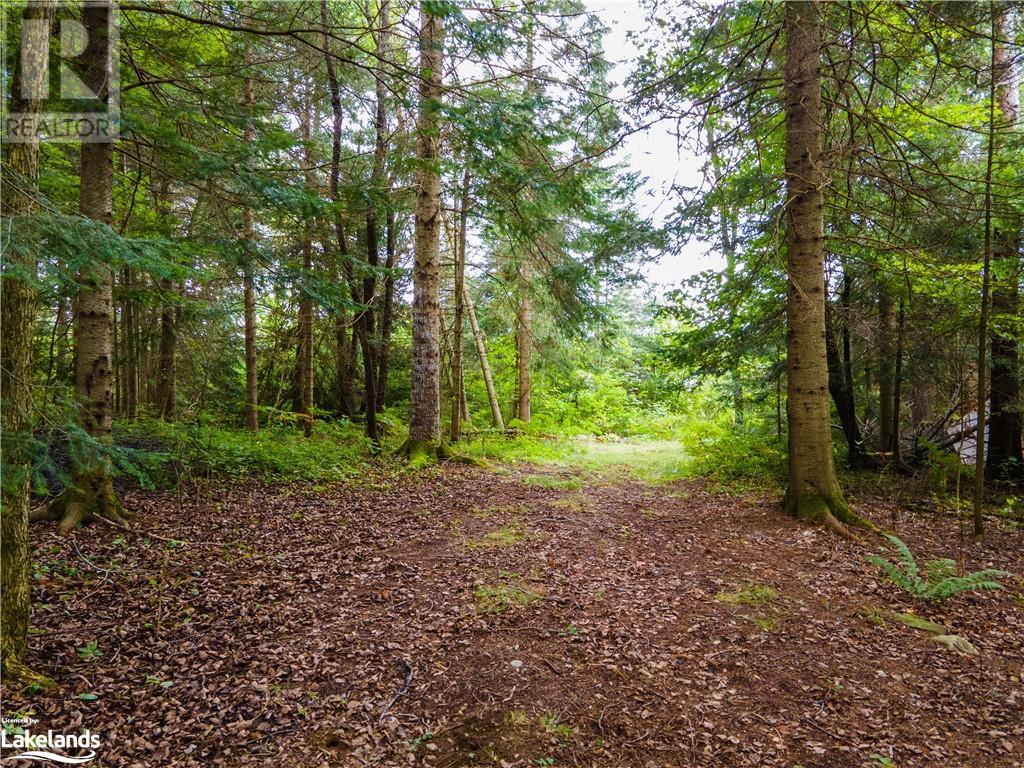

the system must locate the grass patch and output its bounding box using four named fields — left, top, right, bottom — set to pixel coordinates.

left=464, top=520, right=532, bottom=550
left=474, top=572, right=542, bottom=614
left=715, top=583, right=779, bottom=606
left=522, top=474, right=582, bottom=490
left=538, top=713, right=576, bottom=739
